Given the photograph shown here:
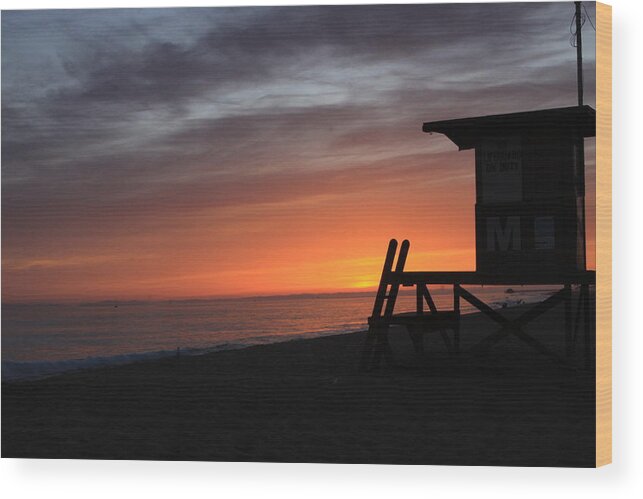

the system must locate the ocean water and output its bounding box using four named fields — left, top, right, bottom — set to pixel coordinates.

left=2, top=286, right=558, bottom=381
